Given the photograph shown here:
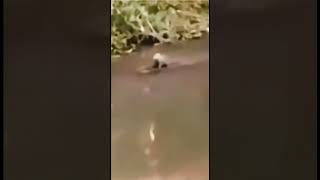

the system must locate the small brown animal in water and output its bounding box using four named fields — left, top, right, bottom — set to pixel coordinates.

left=137, top=53, right=167, bottom=74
